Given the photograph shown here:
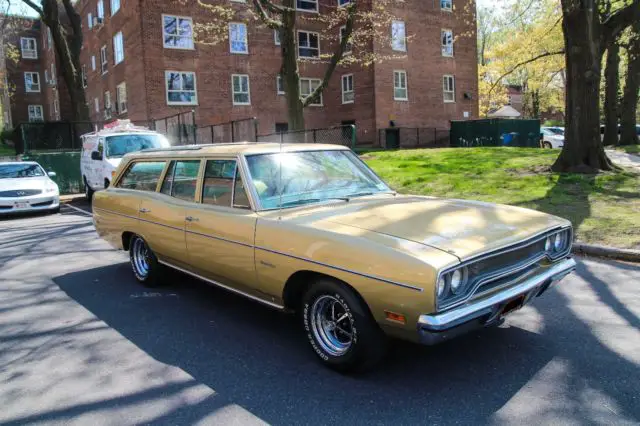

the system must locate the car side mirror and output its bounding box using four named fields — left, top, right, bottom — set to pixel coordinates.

left=48, top=171, right=57, bottom=178
left=91, top=151, right=102, bottom=161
